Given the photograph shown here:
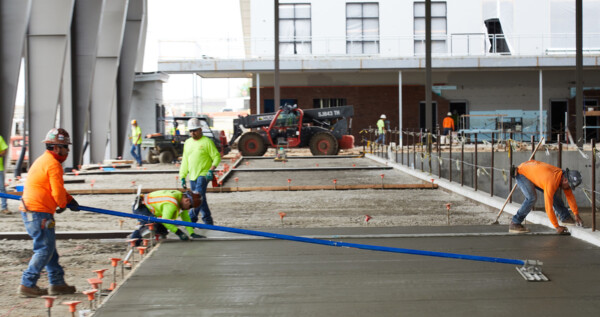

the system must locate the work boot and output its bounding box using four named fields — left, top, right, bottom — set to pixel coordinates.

left=18, top=285, right=48, bottom=298
left=509, top=222, right=529, bottom=233
left=561, top=216, right=576, bottom=226
left=49, top=283, right=76, bottom=295
left=1, top=208, right=11, bottom=215
left=190, top=233, right=206, bottom=239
